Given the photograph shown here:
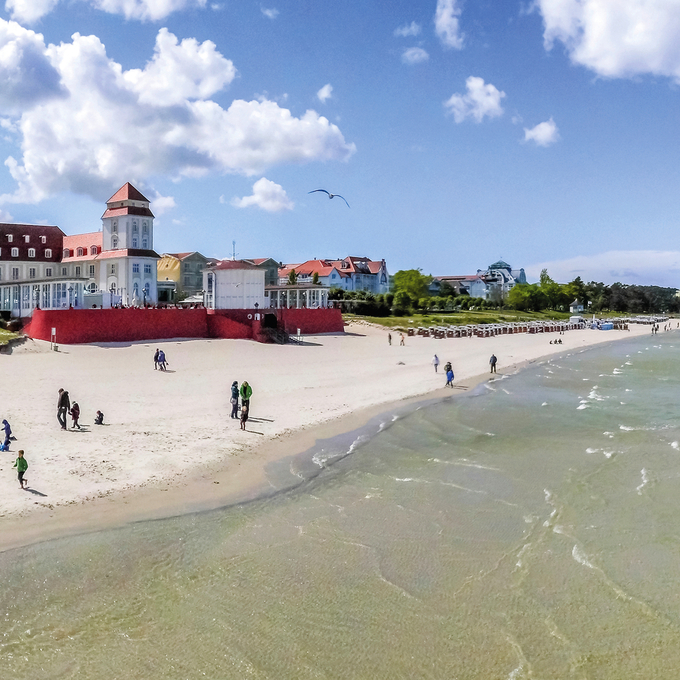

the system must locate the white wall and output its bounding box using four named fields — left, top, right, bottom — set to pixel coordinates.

left=205, top=268, right=266, bottom=309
